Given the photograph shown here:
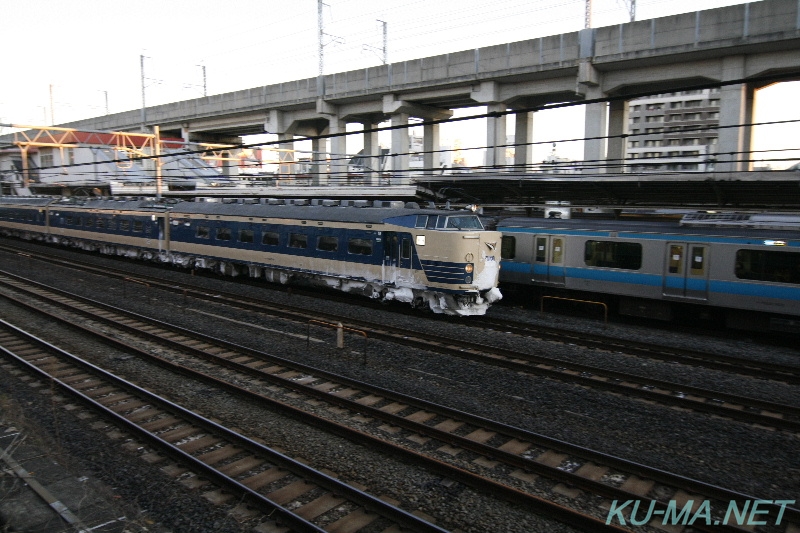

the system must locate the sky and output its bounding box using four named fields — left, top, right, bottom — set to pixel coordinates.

left=1, top=0, right=798, bottom=168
